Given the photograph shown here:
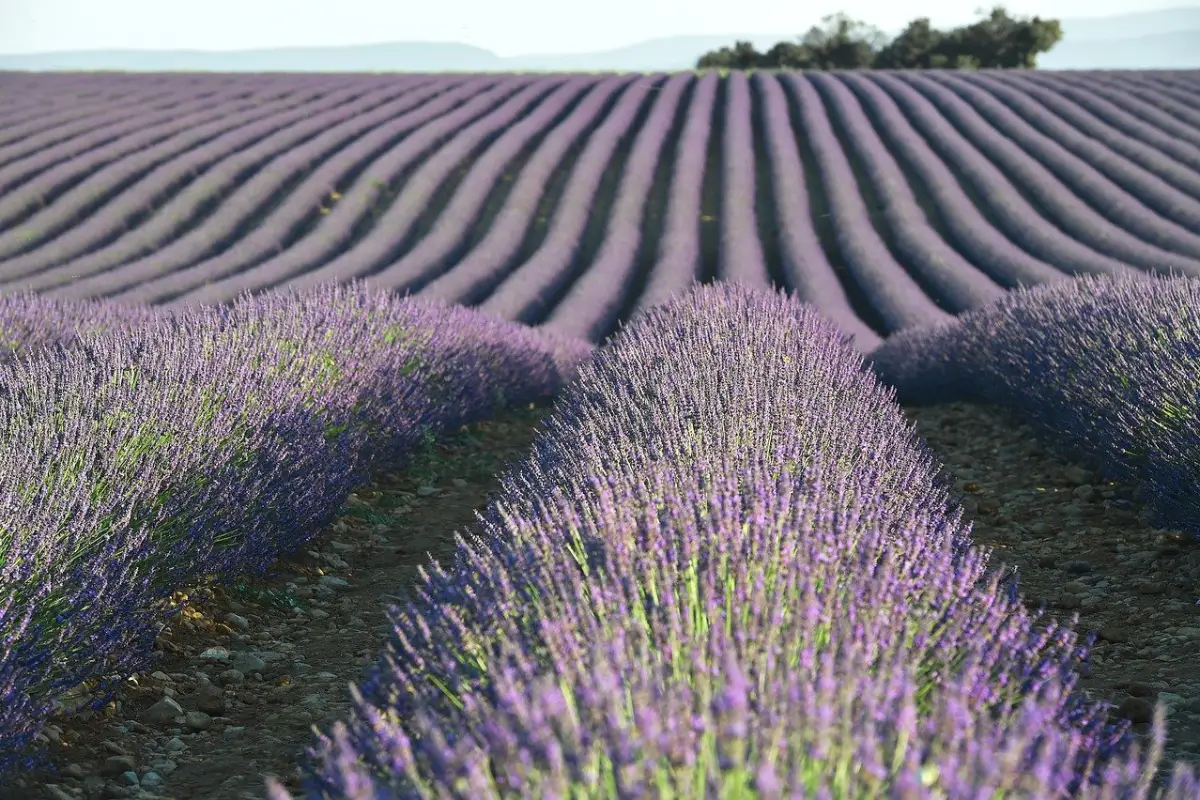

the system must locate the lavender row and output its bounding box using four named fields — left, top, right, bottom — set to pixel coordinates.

left=541, top=73, right=692, bottom=341
left=203, top=78, right=555, bottom=298
left=40, top=77, right=456, bottom=301
left=930, top=72, right=1200, bottom=243
left=1073, top=74, right=1200, bottom=136
left=0, top=83, right=327, bottom=232
left=281, top=78, right=570, bottom=293
left=1076, top=76, right=1200, bottom=151
left=352, top=76, right=599, bottom=295
left=0, top=291, right=164, bottom=361
left=781, top=73, right=951, bottom=333
left=1002, top=74, right=1200, bottom=196
left=157, top=78, right=516, bottom=310
left=894, top=73, right=1200, bottom=275
left=0, top=79, right=419, bottom=273
left=751, top=72, right=880, bottom=350
left=272, top=283, right=1197, bottom=798
left=808, top=71, right=1006, bottom=310
left=417, top=77, right=633, bottom=308
left=4, top=72, right=1200, bottom=346
left=869, top=272, right=1200, bottom=539
left=0, top=282, right=592, bottom=781
left=866, top=71, right=1141, bottom=280
left=836, top=72, right=1069, bottom=289
left=0, top=80, right=253, bottom=168
left=471, top=76, right=664, bottom=323
left=716, top=70, right=771, bottom=288
left=632, top=71, right=717, bottom=313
